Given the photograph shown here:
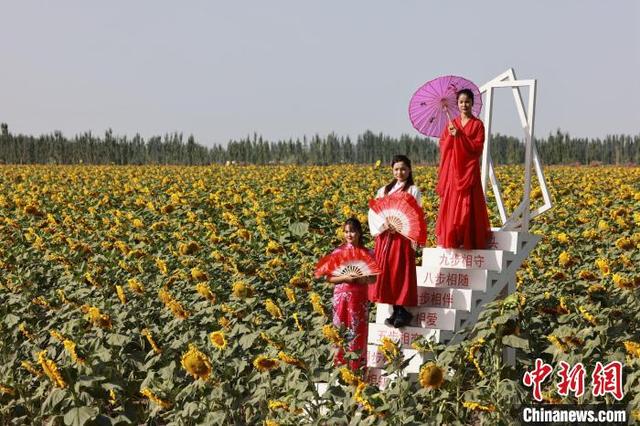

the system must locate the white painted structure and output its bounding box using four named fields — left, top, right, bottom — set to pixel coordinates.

left=479, top=68, right=552, bottom=231
left=364, top=69, right=553, bottom=389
